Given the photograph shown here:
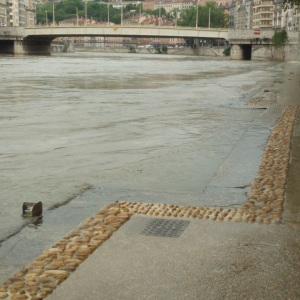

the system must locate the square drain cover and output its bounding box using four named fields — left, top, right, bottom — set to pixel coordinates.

left=140, top=219, right=190, bottom=238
